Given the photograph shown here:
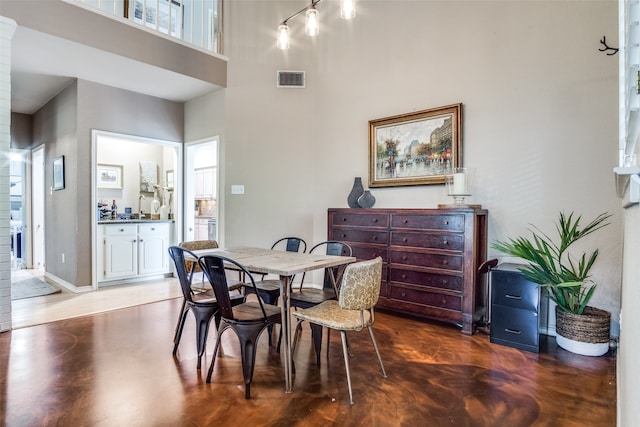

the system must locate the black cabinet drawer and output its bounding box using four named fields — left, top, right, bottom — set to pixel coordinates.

left=490, top=305, right=542, bottom=352
left=491, top=266, right=539, bottom=311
